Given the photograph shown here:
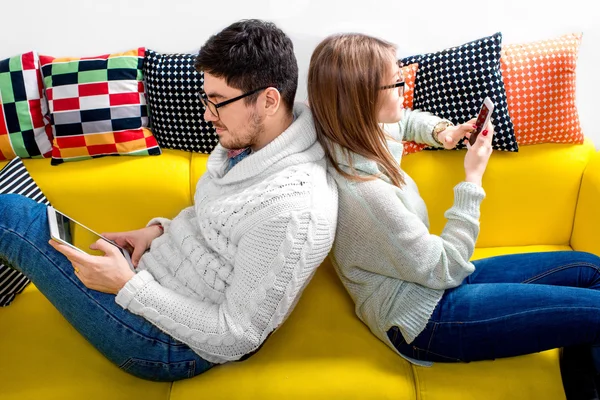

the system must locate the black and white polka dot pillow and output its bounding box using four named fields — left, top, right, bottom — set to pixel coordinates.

left=401, top=32, right=518, bottom=152
left=143, top=50, right=218, bottom=154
